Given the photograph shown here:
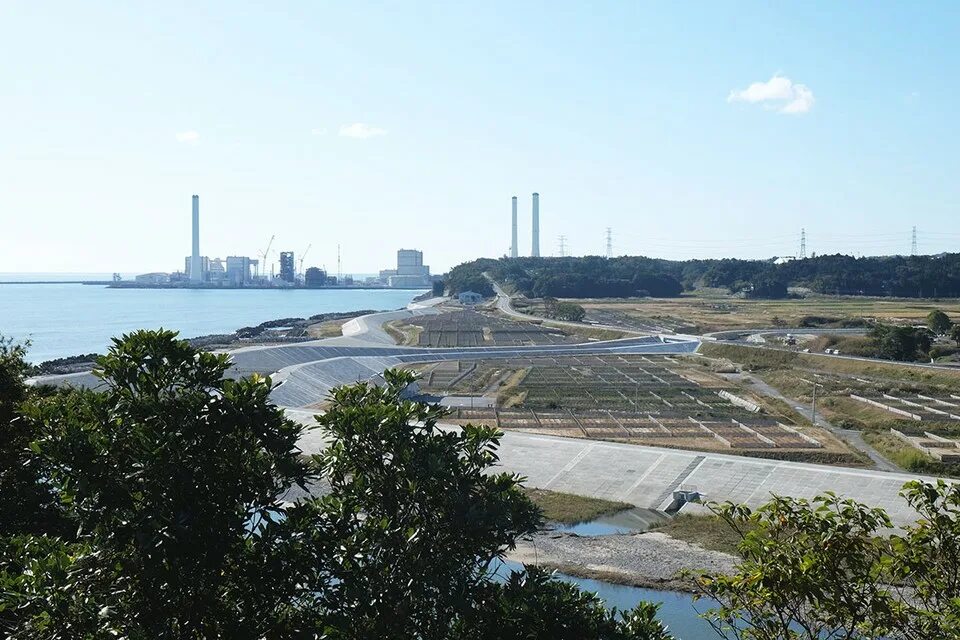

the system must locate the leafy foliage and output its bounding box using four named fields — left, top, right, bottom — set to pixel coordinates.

left=7, top=329, right=314, bottom=638
left=542, top=298, right=587, bottom=321
left=456, top=567, right=673, bottom=640
left=926, top=309, right=953, bottom=335
left=0, top=338, right=70, bottom=538
left=695, top=481, right=960, bottom=639
left=869, top=324, right=933, bottom=361
left=449, top=252, right=960, bottom=299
